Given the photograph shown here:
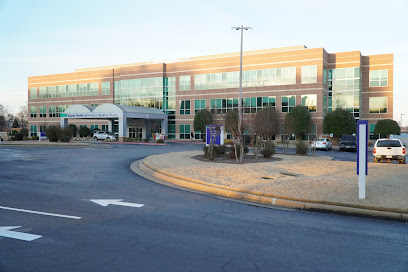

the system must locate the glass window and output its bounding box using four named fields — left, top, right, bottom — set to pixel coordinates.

left=179, top=124, right=191, bottom=139
left=179, top=75, right=191, bottom=91
left=102, top=82, right=110, bottom=95
left=30, top=125, right=37, bottom=136
left=49, top=105, right=57, bottom=117
left=30, top=87, right=37, bottom=99
left=194, top=99, right=206, bottom=113
left=282, top=95, right=296, bottom=112
left=301, top=65, right=318, bottom=84
left=369, top=97, right=388, bottom=113
left=30, top=106, right=37, bottom=118
left=369, top=70, right=388, bottom=87
left=39, top=106, right=46, bottom=118
left=301, top=95, right=317, bottom=112
left=180, top=100, right=191, bottom=115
